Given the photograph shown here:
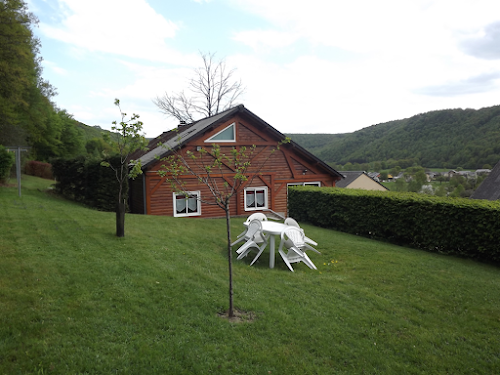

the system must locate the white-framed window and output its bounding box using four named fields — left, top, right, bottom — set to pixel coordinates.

left=205, top=123, right=235, bottom=142
left=173, top=191, right=201, bottom=217
left=244, top=187, right=268, bottom=211
left=287, top=182, right=321, bottom=188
